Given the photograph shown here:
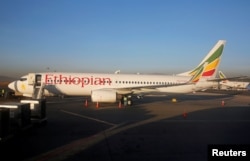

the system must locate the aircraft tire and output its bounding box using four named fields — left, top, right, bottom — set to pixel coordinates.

left=127, top=99, right=133, bottom=106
